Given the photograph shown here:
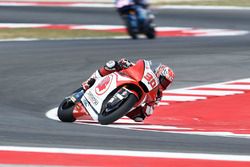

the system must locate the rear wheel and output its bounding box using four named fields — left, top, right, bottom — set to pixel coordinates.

left=98, top=94, right=138, bottom=125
